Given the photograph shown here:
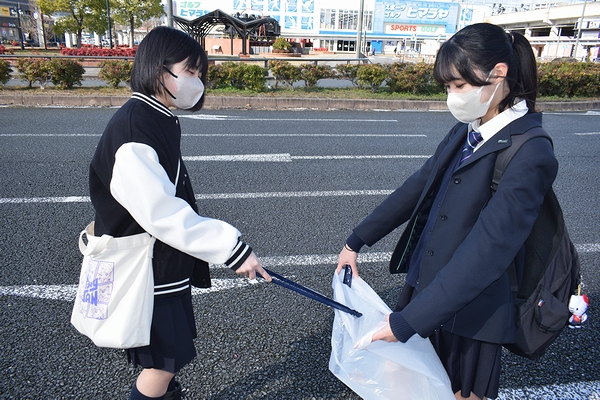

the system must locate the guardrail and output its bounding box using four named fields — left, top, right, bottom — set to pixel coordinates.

left=0, top=54, right=370, bottom=67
